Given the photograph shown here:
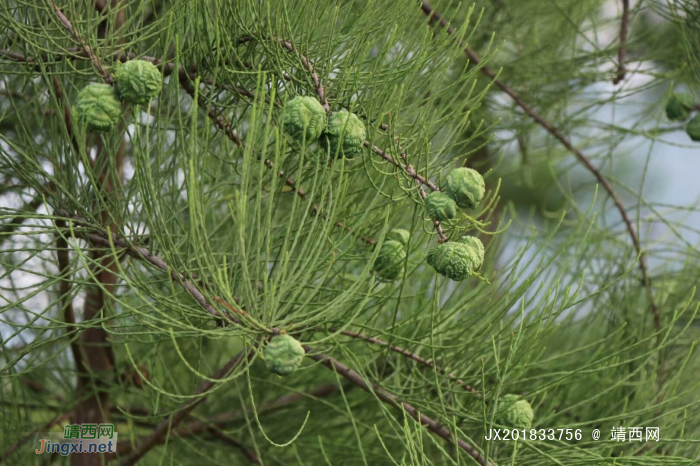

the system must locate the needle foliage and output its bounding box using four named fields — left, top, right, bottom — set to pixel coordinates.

left=1, top=0, right=700, bottom=465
